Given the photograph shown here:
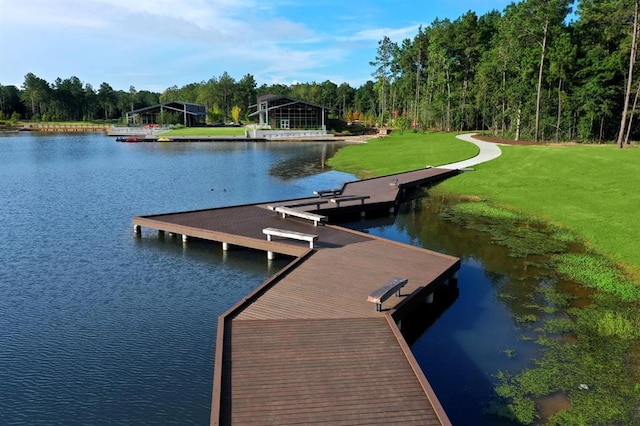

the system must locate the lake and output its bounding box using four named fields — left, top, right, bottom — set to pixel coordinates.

left=1, top=132, right=530, bottom=425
